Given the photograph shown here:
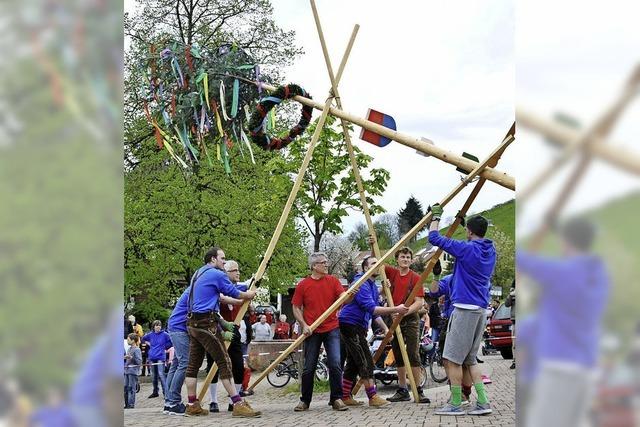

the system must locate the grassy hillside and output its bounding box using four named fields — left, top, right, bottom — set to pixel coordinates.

left=410, top=198, right=515, bottom=253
